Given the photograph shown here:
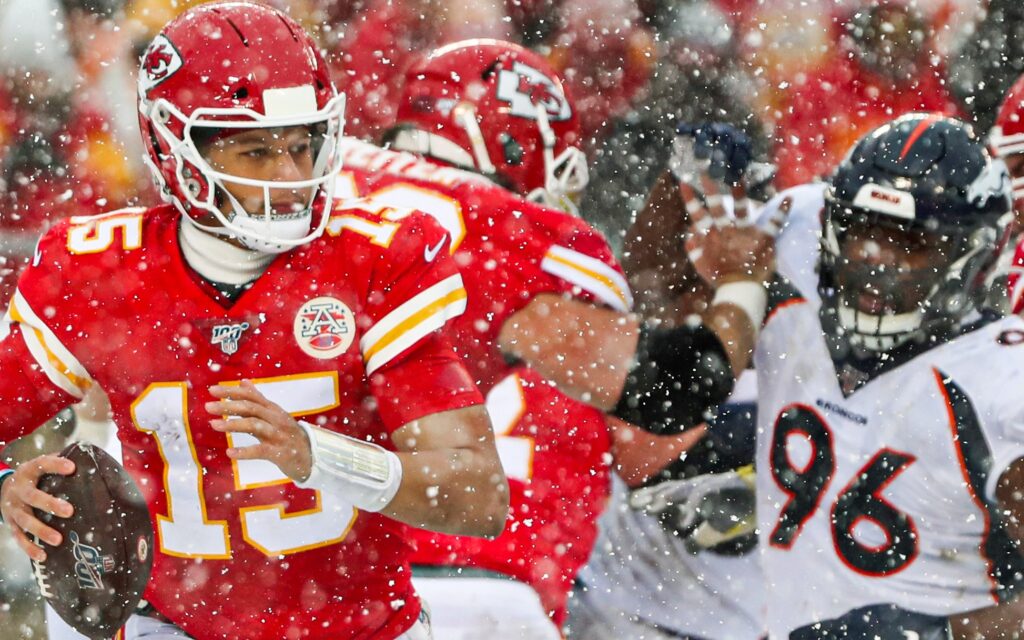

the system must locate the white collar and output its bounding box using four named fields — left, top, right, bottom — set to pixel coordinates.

left=178, top=219, right=275, bottom=286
